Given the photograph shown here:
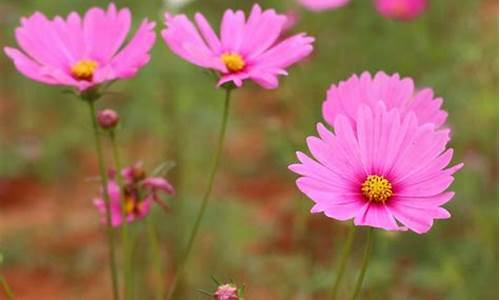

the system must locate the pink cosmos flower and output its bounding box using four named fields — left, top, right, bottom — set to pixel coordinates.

left=4, top=3, right=156, bottom=92
left=374, top=0, right=427, bottom=21
left=94, top=163, right=175, bottom=227
left=161, top=4, right=314, bottom=89
left=289, top=103, right=463, bottom=234
left=322, top=71, right=447, bottom=129
left=297, top=0, right=351, bottom=12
